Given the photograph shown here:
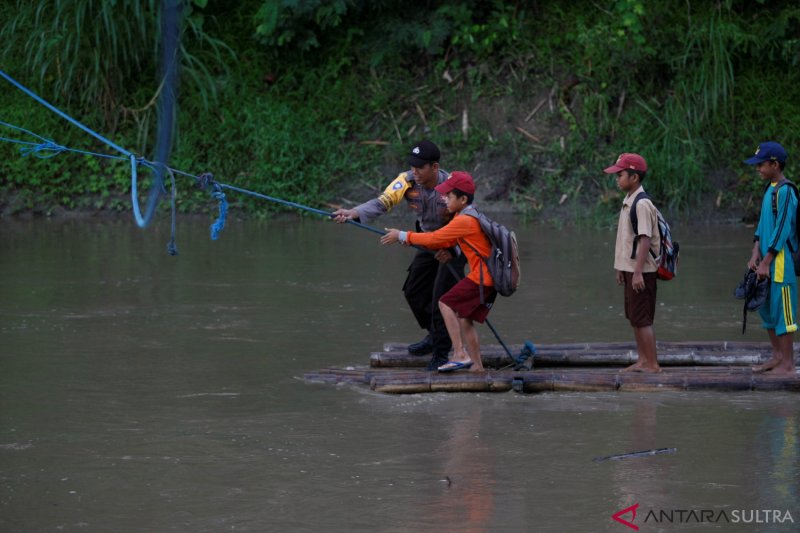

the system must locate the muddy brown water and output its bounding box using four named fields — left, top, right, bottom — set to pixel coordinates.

left=1, top=217, right=798, bottom=531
